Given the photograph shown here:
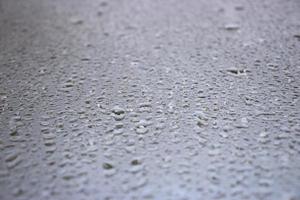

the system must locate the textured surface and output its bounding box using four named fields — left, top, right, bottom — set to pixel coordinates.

left=0, top=0, right=300, bottom=199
